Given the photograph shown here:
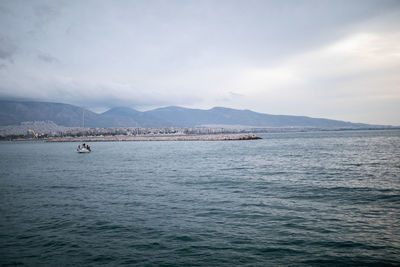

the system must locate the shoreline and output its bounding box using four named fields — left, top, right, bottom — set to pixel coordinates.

left=45, top=134, right=262, bottom=142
